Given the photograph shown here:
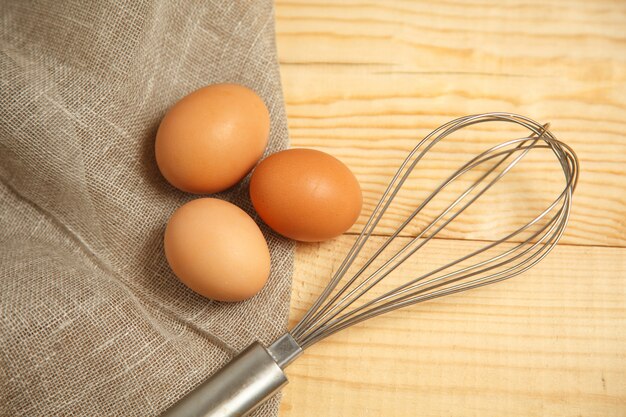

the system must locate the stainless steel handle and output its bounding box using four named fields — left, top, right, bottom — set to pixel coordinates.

left=161, top=334, right=301, bottom=417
